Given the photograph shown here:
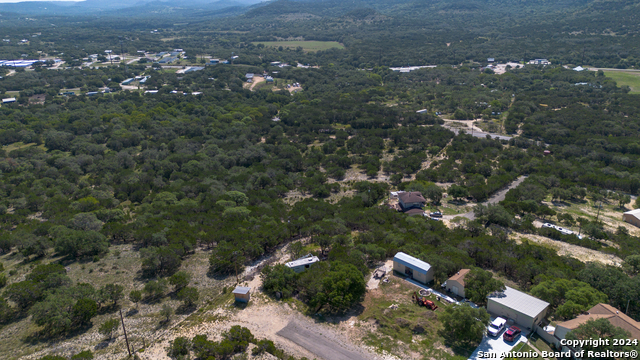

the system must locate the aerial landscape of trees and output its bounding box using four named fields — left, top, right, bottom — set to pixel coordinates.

left=0, top=0, right=638, bottom=359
